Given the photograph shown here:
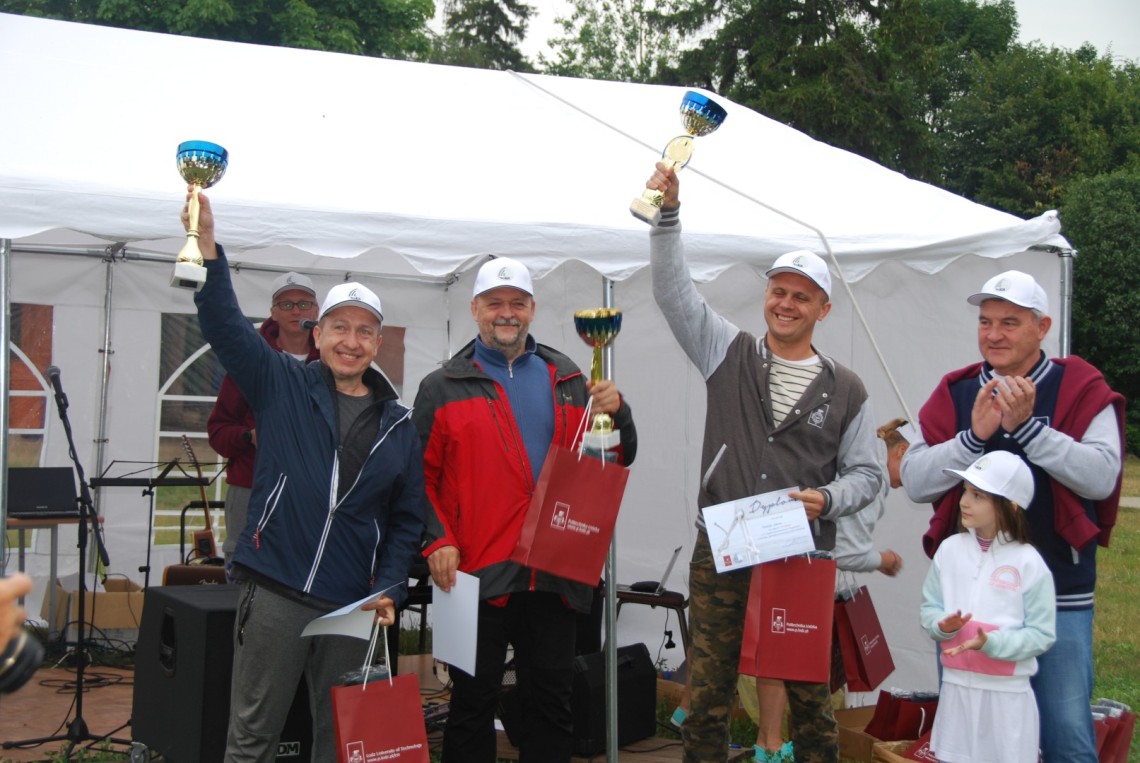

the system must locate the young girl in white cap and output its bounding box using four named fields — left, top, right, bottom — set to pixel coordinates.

left=920, top=450, right=1057, bottom=763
